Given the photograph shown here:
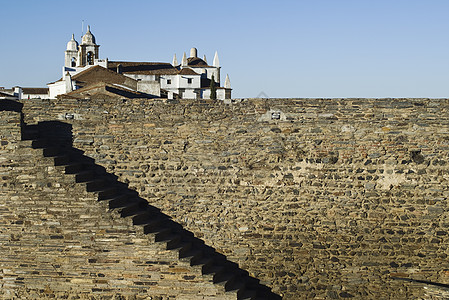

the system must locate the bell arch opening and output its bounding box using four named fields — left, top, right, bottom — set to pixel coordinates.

left=87, top=52, right=94, bottom=65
